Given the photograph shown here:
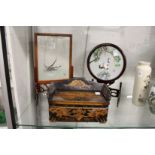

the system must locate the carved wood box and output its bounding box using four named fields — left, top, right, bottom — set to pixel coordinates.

left=48, top=78, right=111, bottom=123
